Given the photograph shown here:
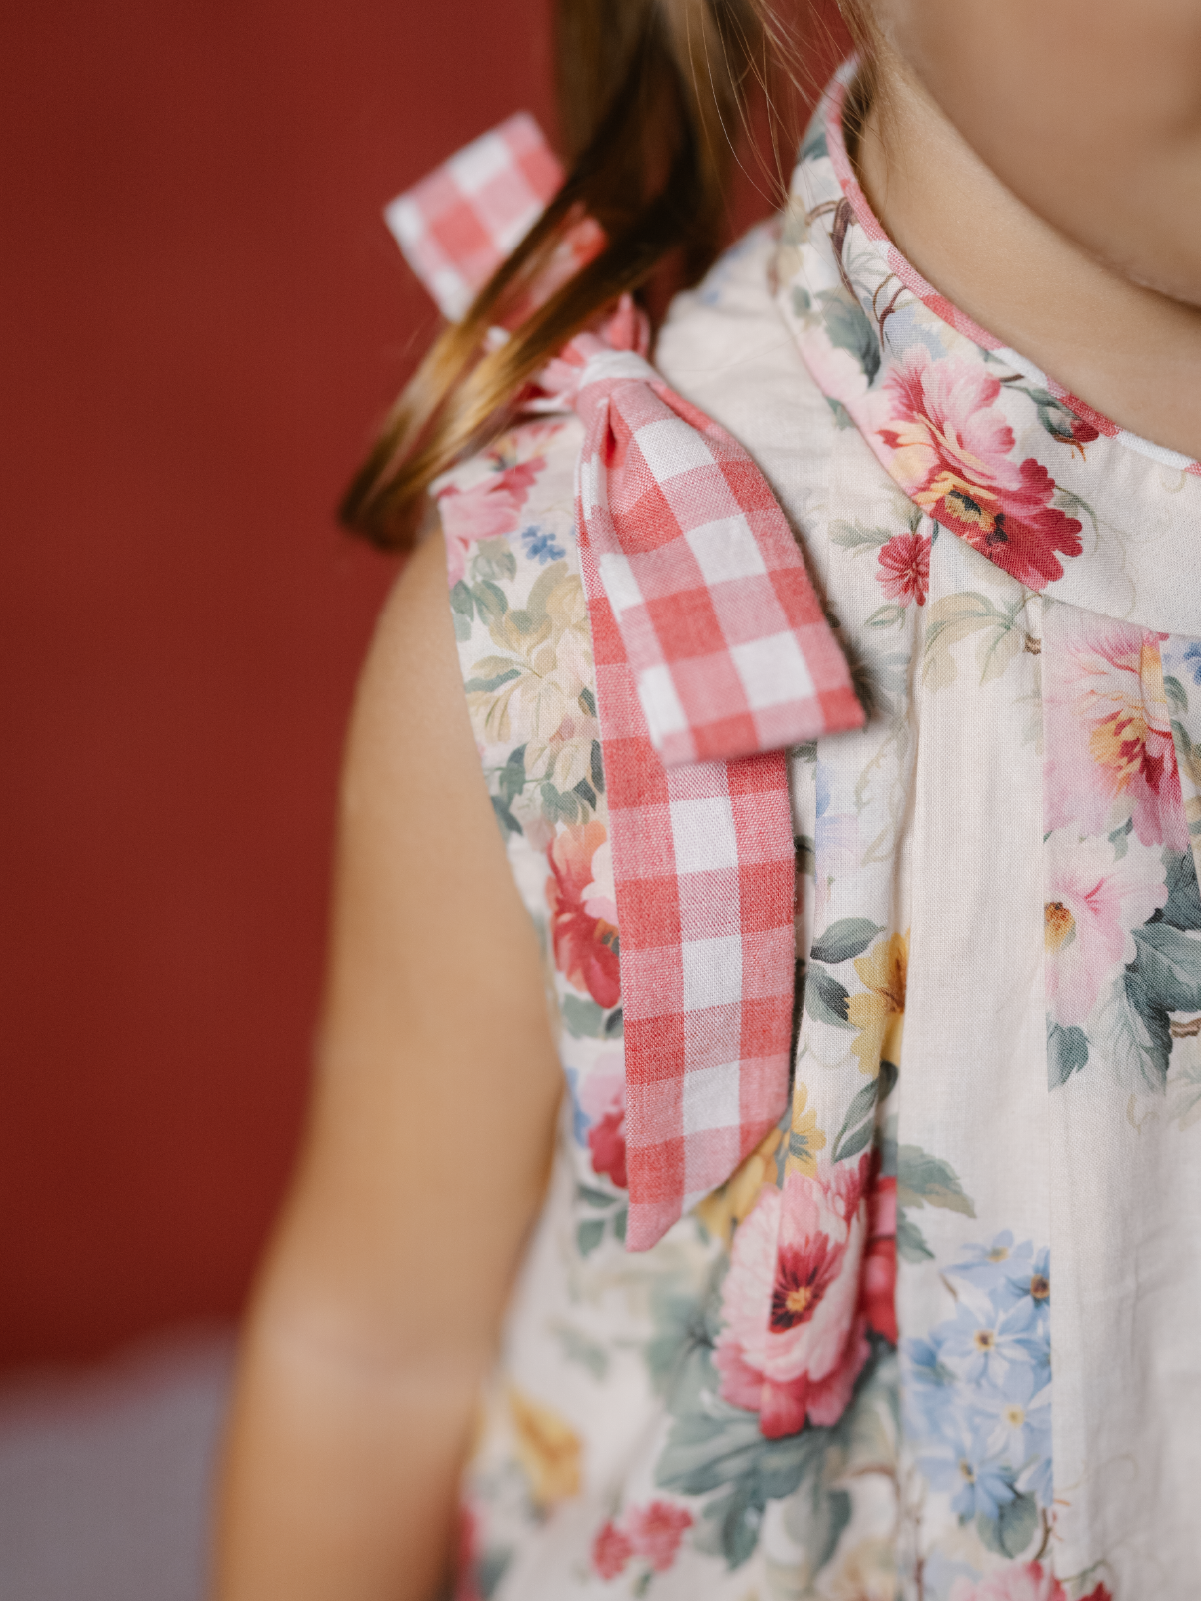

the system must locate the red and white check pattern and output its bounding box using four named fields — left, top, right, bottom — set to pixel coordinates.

left=583, top=568, right=799, bottom=1245
left=391, top=119, right=864, bottom=1249
left=384, top=113, right=564, bottom=321
left=560, top=335, right=864, bottom=765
